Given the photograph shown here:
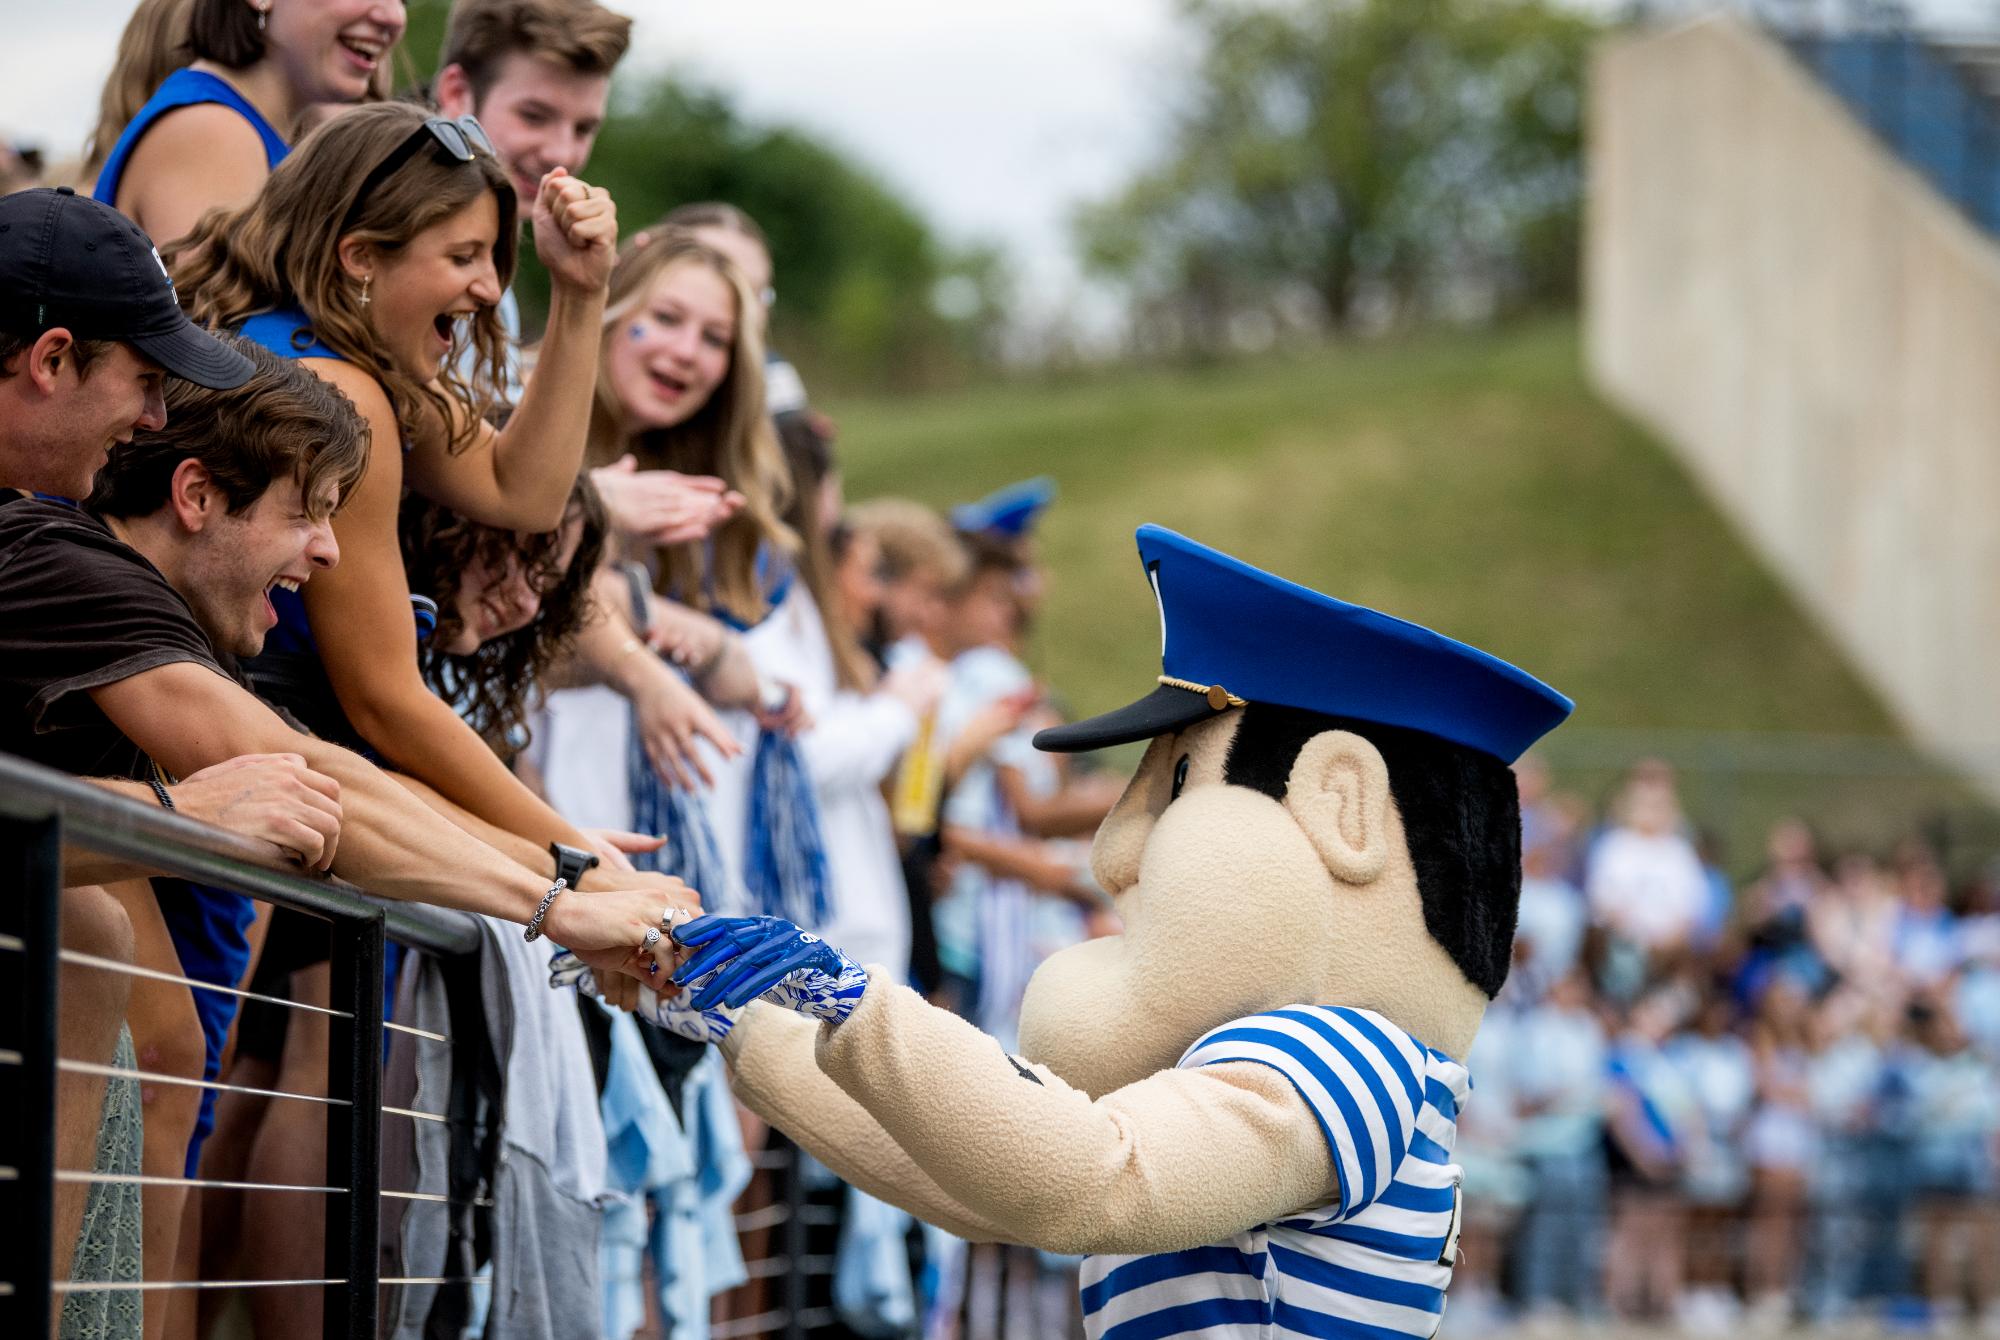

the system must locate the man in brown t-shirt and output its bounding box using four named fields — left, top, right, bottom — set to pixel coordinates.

left=4, top=339, right=701, bottom=1306
left=0, top=184, right=349, bottom=1299
left=3, top=340, right=694, bottom=965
